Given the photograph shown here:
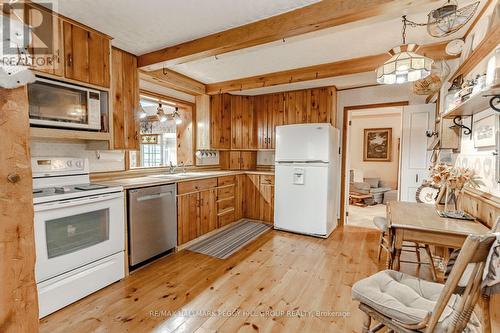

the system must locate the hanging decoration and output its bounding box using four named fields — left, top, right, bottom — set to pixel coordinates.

left=425, top=0, right=479, bottom=38
left=376, top=16, right=434, bottom=85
